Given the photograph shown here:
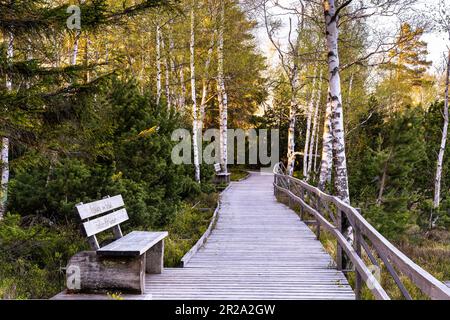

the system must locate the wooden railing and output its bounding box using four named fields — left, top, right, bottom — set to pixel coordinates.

left=273, top=162, right=450, bottom=300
